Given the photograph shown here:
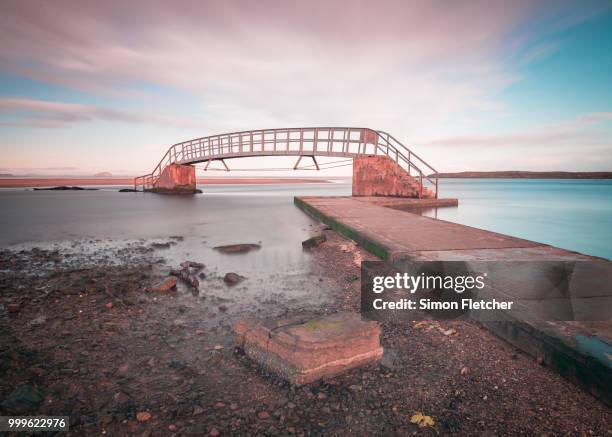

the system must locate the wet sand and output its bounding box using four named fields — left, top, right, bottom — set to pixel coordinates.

left=1, top=231, right=610, bottom=436
left=0, top=177, right=331, bottom=188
